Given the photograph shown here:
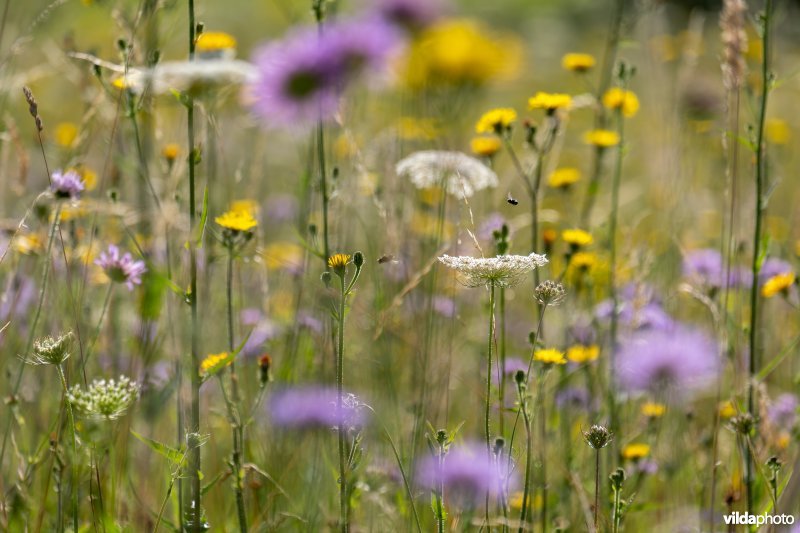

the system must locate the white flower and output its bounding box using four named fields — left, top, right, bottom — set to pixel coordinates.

left=115, top=60, right=257, bottom=95
left=396, top=150, right=499, bottom=198
left=439, top=253, right=548, bottom=288
left=68, top=376, right=139, bottom=420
